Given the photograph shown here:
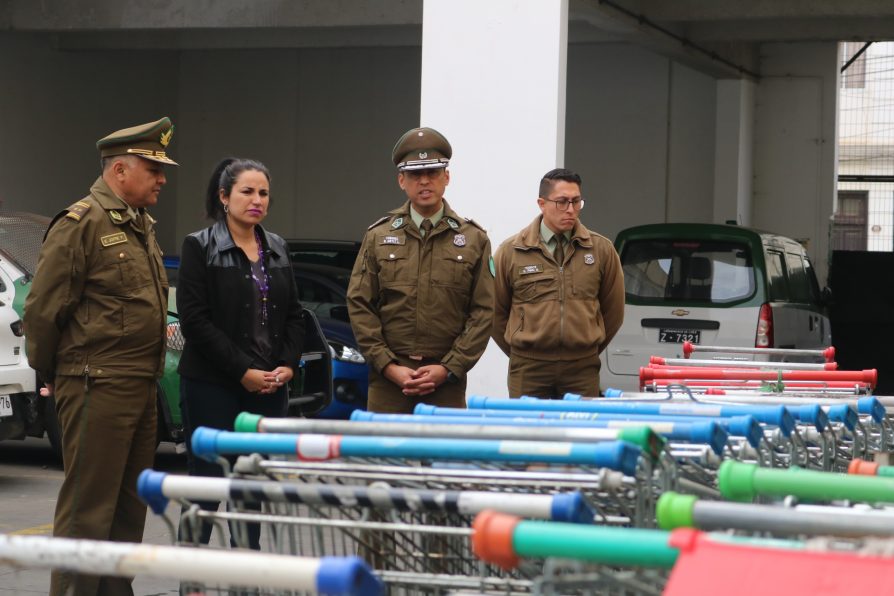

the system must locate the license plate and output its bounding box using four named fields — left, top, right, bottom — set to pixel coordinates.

left=0, top=394, right=11, bottom=418
left=658, top=329, right=701, bottom=344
